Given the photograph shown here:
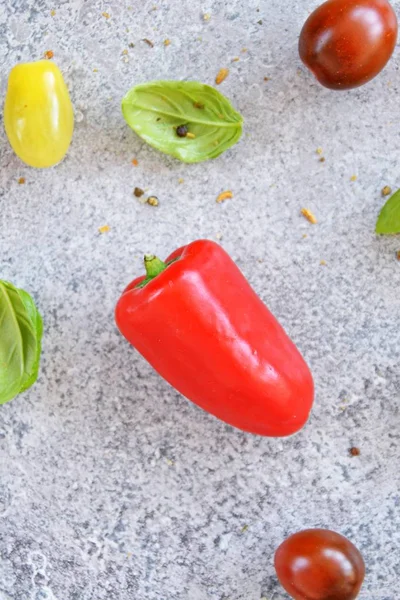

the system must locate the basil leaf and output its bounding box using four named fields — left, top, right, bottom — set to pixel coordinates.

left=376, top=189, right=400, bottom=234
left=122, top=81, right=243, bottom=163
left=0, top=281, right=43, bottom=405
